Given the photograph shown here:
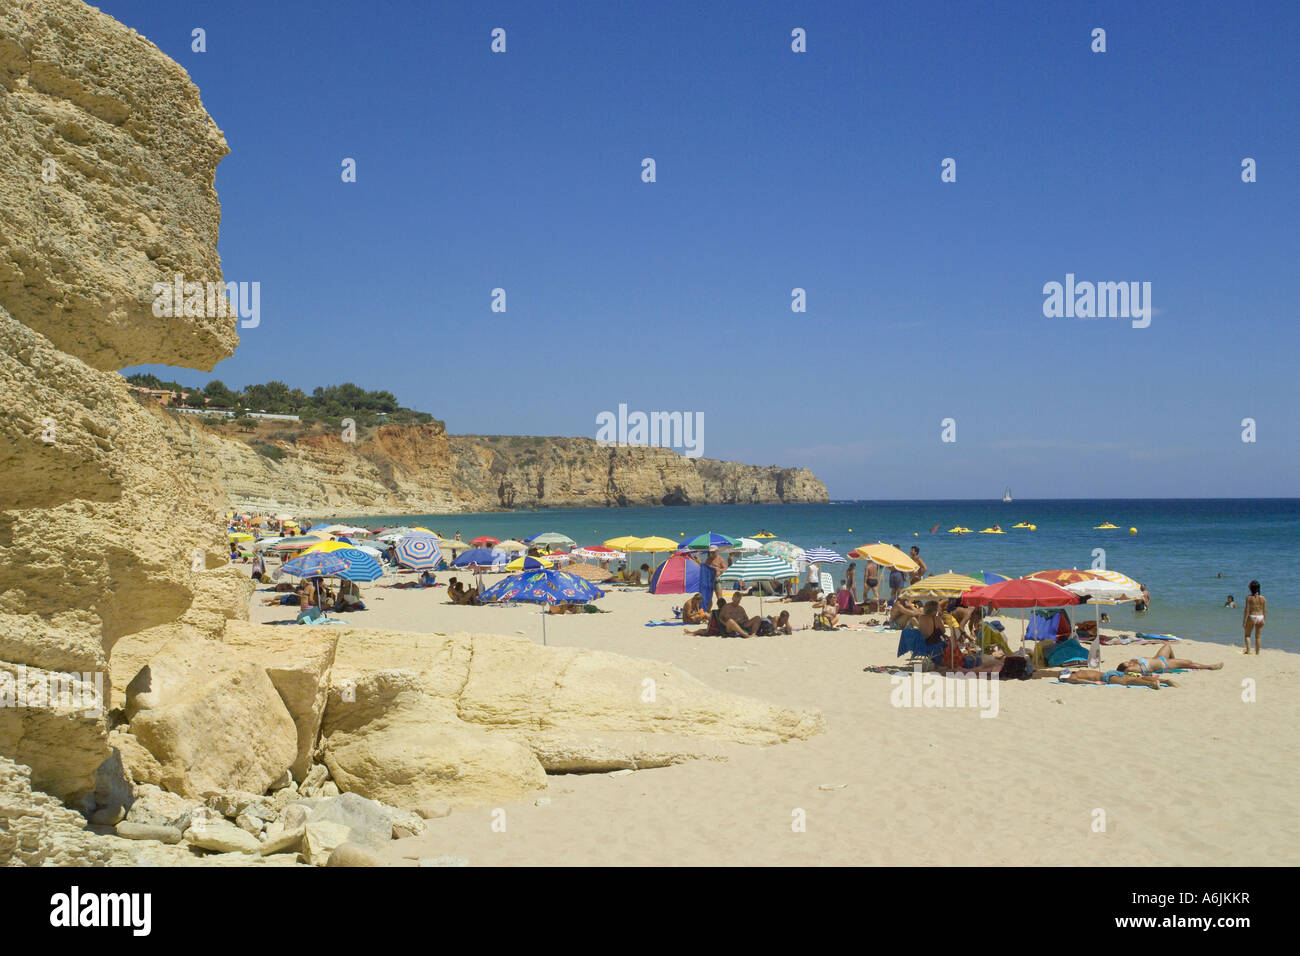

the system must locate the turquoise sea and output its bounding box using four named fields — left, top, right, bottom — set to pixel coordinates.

left=338, top=499, right=1299, bottom=653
